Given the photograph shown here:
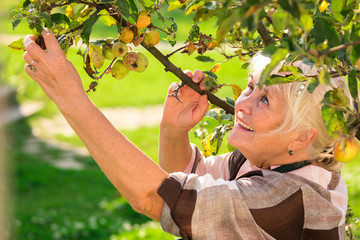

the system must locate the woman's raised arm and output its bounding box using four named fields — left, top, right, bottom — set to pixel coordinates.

left=159, top=70, right=208, bottom=173
left=23, top=29, right=167, bottom=221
